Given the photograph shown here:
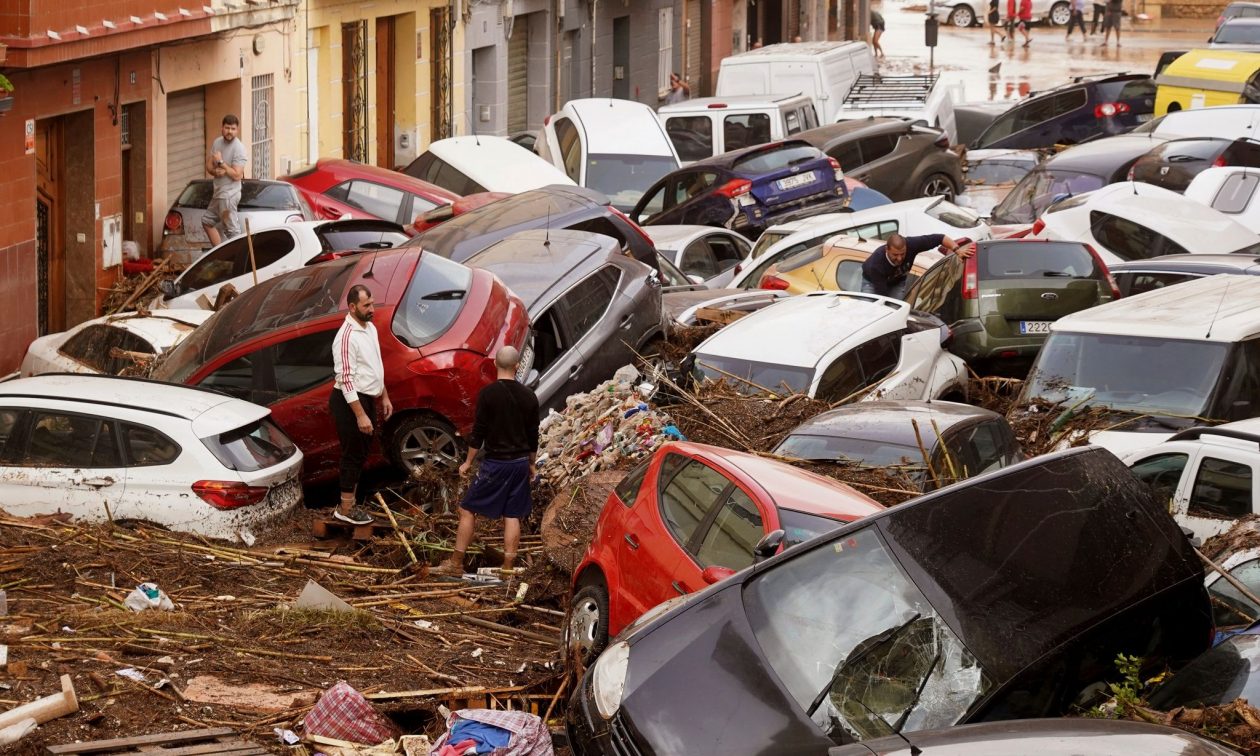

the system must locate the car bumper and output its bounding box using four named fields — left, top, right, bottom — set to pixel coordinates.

left=734, top=192, right=852, bottom=231
left=567, top=667, right=613, bottom=755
